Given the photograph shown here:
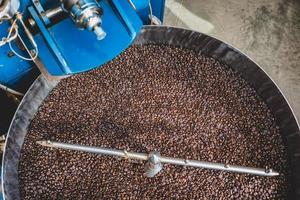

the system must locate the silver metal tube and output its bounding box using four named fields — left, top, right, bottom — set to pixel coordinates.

left=37, top=140, right=279, bottom=177
left=0, top=83, right=24, bottom=96
left=160, top=157, right=278, bottom=176
left=45, top=7, right=63, bottom=19
left=37, top=140, right=148, bottom=161
left=28, top=7, right=64, bottom=27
